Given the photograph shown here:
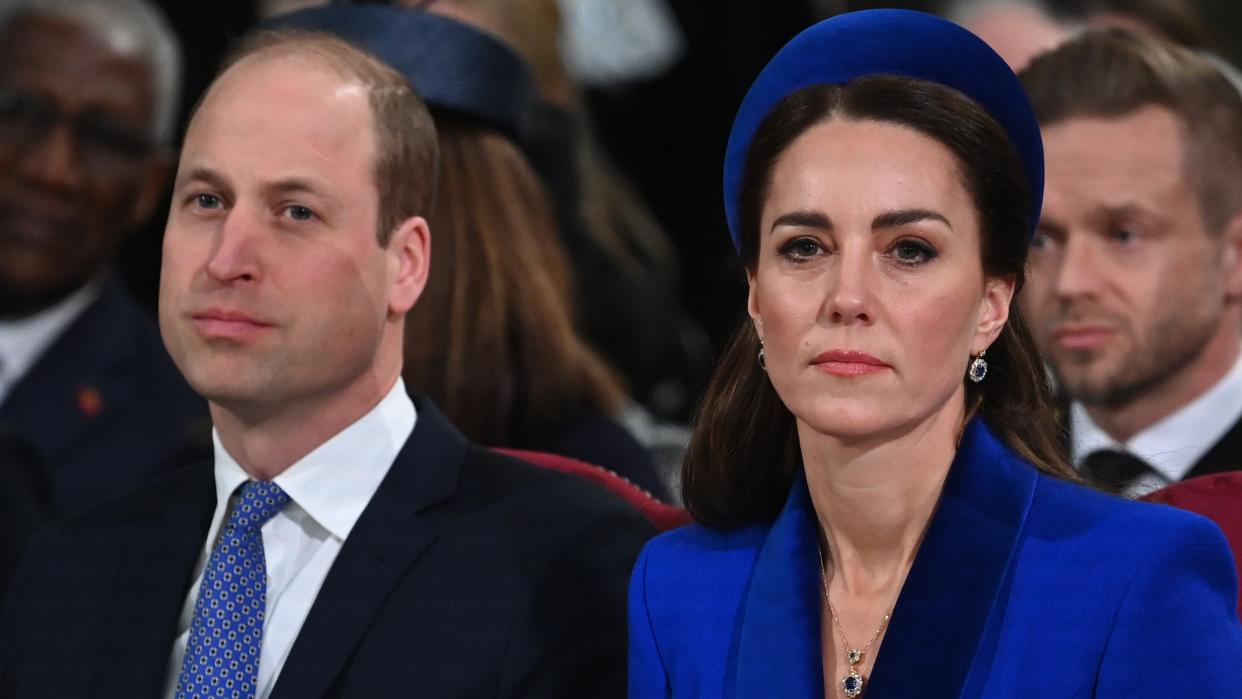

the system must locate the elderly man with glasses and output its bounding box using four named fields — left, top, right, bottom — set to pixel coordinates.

left=0, top=0, right=206, bottom=517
